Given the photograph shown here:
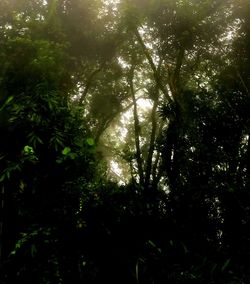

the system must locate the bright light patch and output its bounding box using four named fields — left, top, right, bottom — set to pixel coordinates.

left=110, top=161, right=122, bottom=175
left=137, top=98, right=152, bottom=109
left=119, top=127, right=128, bottom=139
left=110, top=161, right=125, bottom=185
